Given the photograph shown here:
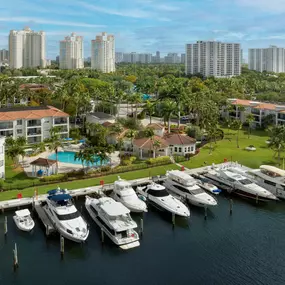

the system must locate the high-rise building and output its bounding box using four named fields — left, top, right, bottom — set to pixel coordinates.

left=248, top=46, right=285, bottom=73
left=9, top=27, right=46, bottom=69
left=181, top=53, right=186, bottom=64
left=56, top=55, right=59, bottom=64
left=164, top=53, right=180, bottom=64
left=115, top=52, right=123, bottom=63
left=59, top=33, right=84, bottom=70
left=138, top=53, right=152, bottom=63
left=185, top=41, right=241, bottom=77
left=91, top=32, right=115, bottom=73
left=0, top=49, right=9, bottom=62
